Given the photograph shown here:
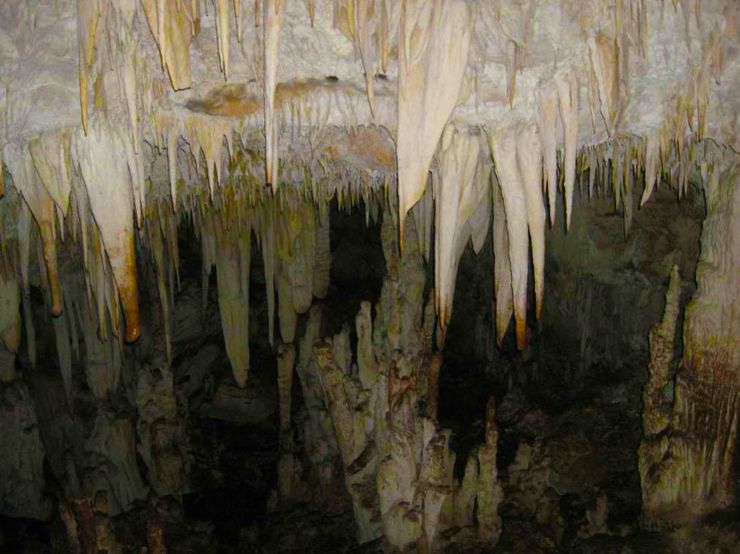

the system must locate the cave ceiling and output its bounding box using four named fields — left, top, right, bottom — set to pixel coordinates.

left=0, top=0, right=738, bottom=382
